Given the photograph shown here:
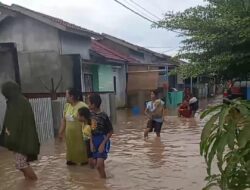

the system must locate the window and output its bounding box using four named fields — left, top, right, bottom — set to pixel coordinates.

left=84, top=74, right=93, bottom=92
